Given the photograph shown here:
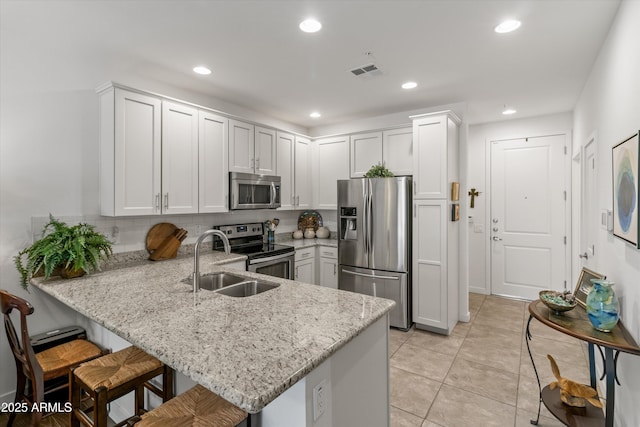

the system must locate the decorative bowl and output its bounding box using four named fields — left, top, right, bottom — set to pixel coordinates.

left=539, top=290, right=577, bottom=314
